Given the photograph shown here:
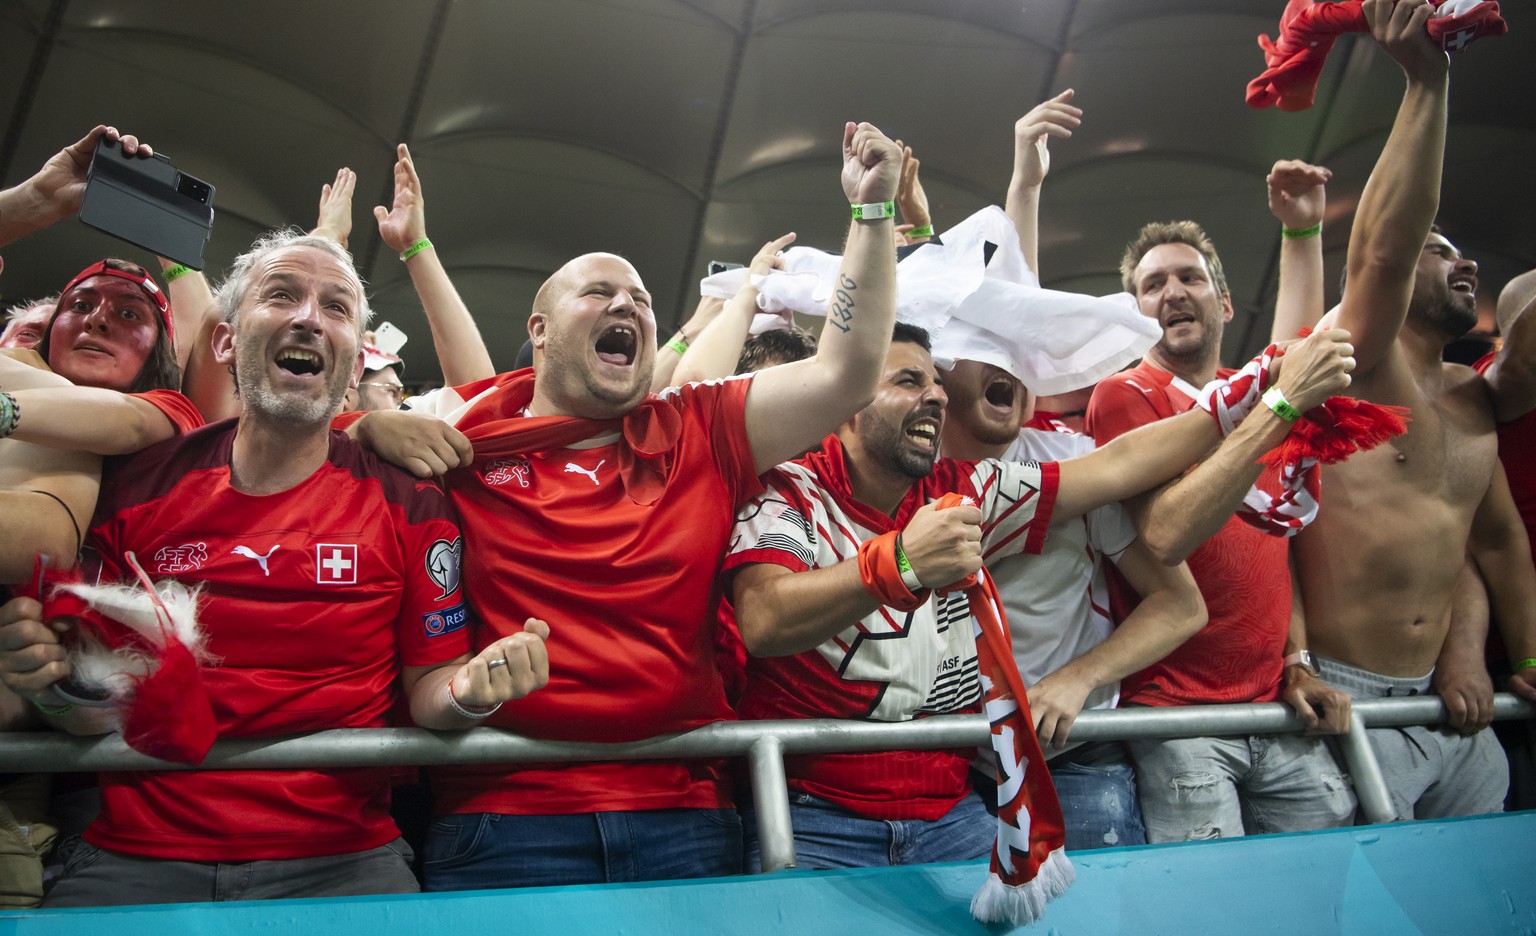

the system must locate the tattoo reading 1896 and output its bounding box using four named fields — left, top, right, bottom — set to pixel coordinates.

left=829, top=274, right=857, bottom=333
